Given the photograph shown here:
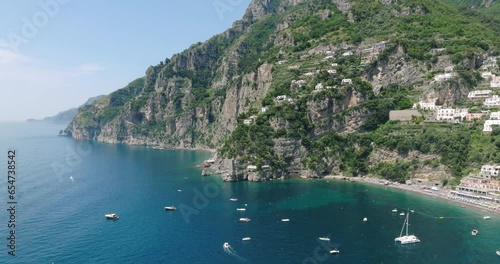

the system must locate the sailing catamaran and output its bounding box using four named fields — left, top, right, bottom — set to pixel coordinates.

left=395, top=211, right=420, bottom=244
